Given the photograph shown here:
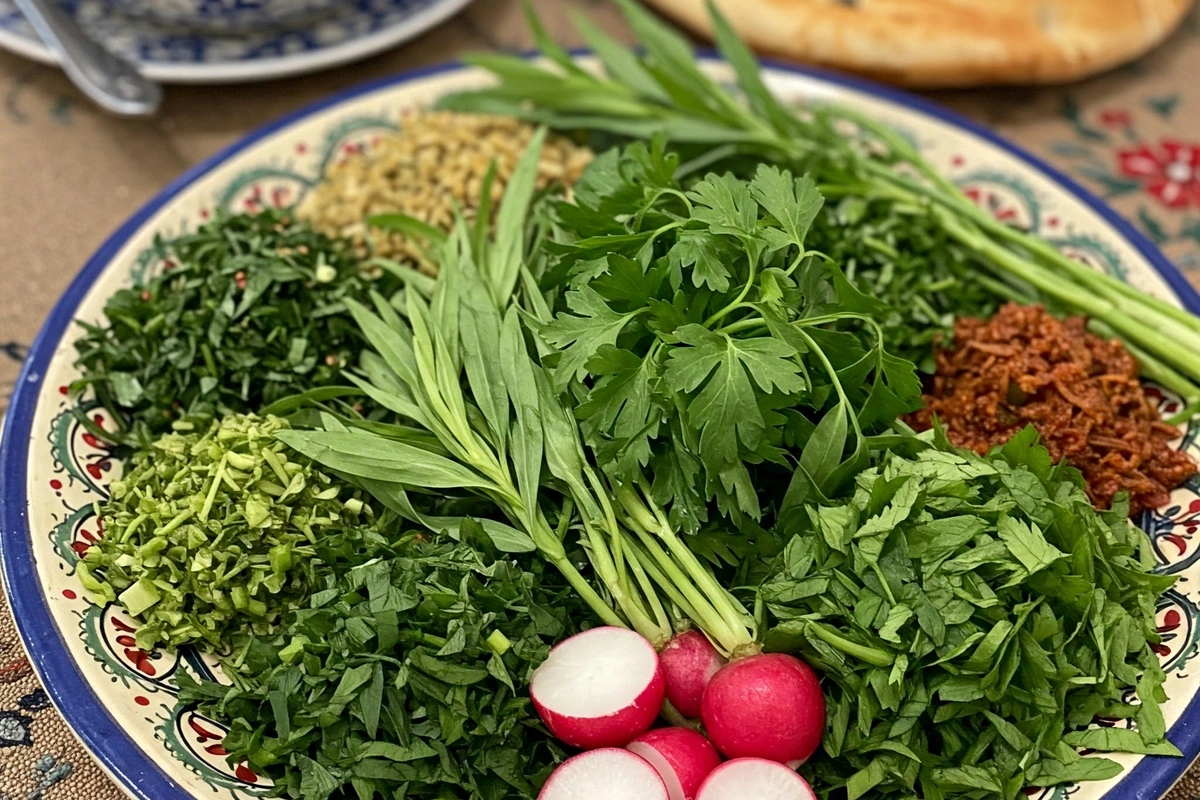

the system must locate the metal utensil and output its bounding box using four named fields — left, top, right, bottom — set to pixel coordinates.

left=12, top=0, right=162, bottom=117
